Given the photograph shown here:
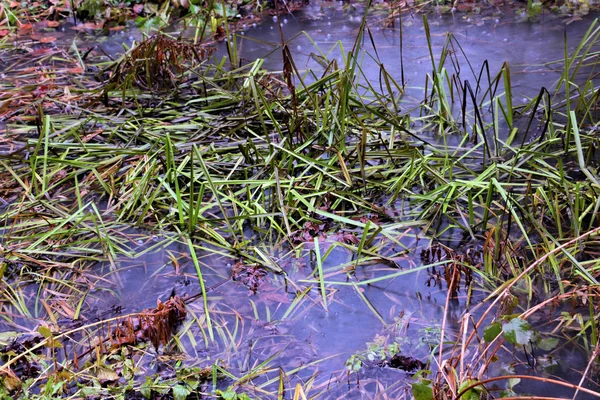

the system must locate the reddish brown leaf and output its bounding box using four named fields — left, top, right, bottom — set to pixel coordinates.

left=70, top=22, right=103, bottom=31
left=37, top=36, right=57, bottom=43
left=18, top=24, right=33, bottom=34
left=213, top=26, right=225, bottom=40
